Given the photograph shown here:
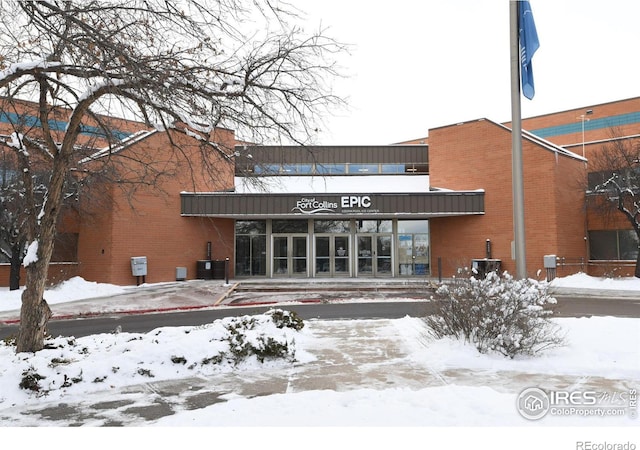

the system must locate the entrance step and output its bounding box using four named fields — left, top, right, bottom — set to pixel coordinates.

left=233, top=278, right=436, bottom=293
